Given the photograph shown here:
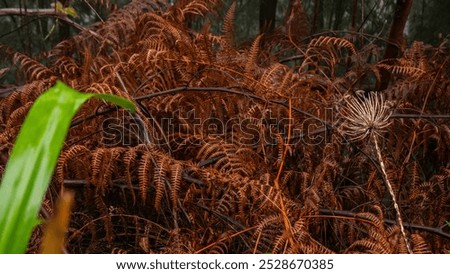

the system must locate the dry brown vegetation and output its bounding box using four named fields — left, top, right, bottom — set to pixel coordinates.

left=1, top=0, right=450, bottom=253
